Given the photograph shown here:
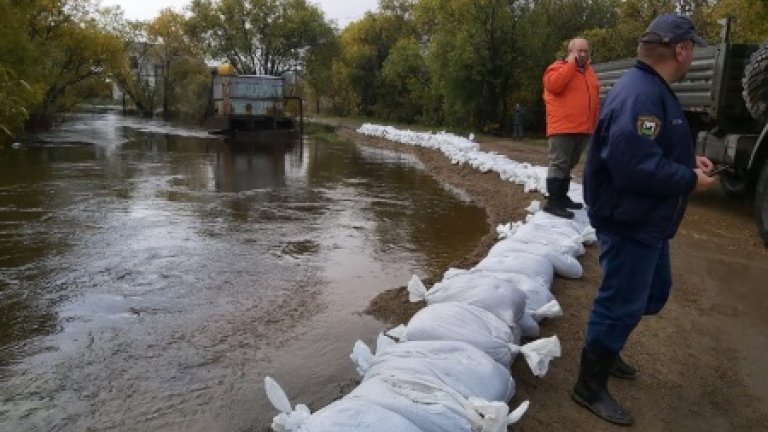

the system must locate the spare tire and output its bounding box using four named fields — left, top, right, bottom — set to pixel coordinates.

left=743, top=42, right=768, bottom=122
